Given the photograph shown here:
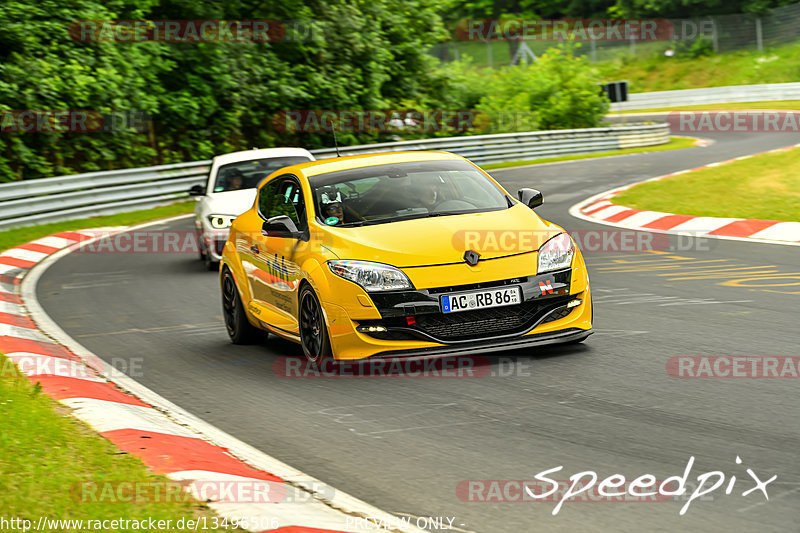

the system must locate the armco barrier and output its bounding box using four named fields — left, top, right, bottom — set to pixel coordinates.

left=0, top=123, right=668, bottom=230
left=610, top=82, right=800, bottom=111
